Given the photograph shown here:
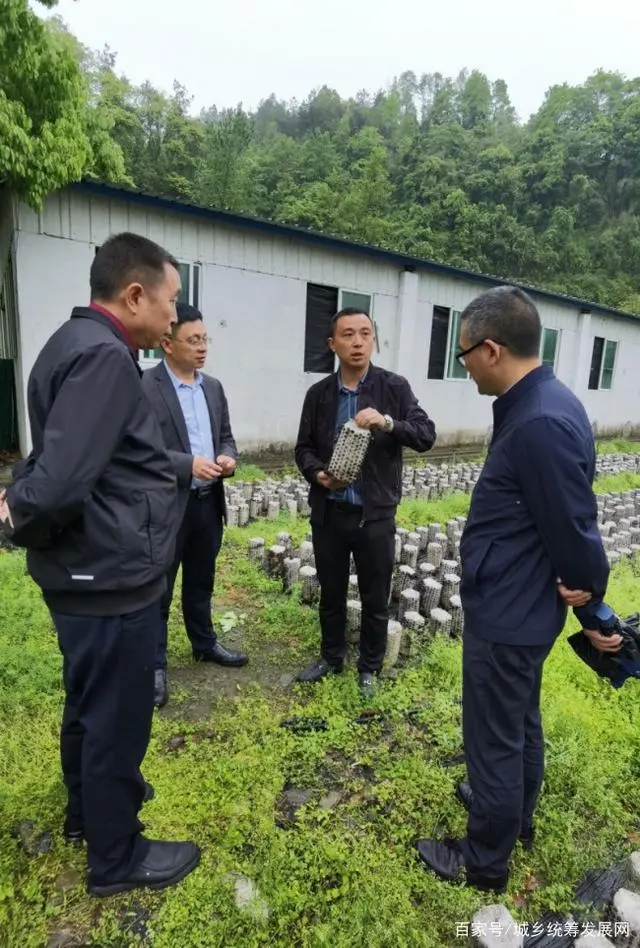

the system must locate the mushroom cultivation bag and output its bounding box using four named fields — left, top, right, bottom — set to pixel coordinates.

left=326, top=419, right=372, bottom=485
